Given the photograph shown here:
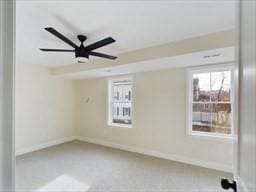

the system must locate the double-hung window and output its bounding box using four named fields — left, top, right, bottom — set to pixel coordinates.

left=187, top=65, right=233, bottom=138
left=108, top=77, right=132, bottom=128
